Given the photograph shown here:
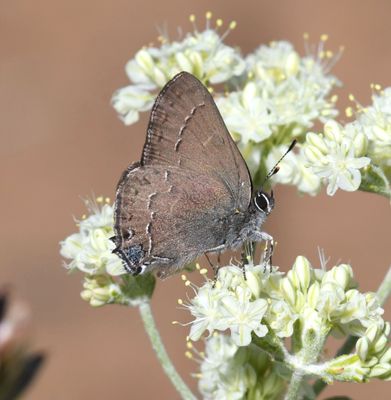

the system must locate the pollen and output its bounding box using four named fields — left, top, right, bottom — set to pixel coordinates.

left=181, top=274, right=187, bottom=281
left=189, top=14, right=196, bottom=23
left=177, top=299, right=183, bottom=305
left=216, top=18, right=223, bottom=27
left=185, top=351, right=193, bottom=359
left=320, top=34, right=329, bottom=42
left=345, top=107, right=353, bottom=117
left=105, top=197, right=111, bottom=203
left=348, top=94, right=355, bottom=102
left=186, top=341, right=193, bottom=349
left=96, top=196, right=104, bottom=203
left=199, top=268, right=208, bottom=275
left=206, top=11, right=212, bottom=20
left=229, top=20, right=237, bottom=30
